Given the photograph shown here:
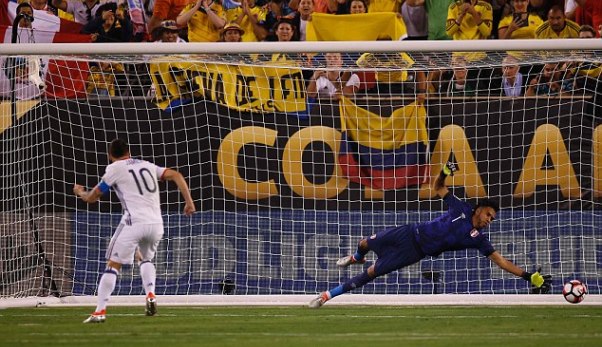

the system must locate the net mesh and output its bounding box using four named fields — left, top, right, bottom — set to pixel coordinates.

left=1, top=46, right=601, bottom=298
